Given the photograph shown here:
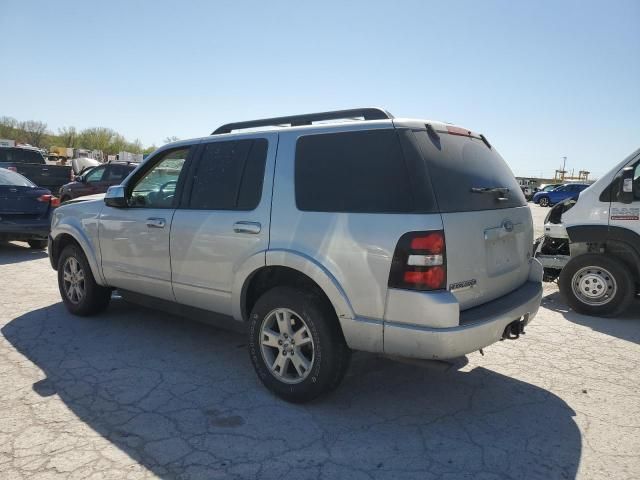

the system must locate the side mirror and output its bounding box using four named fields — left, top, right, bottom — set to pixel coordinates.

left=104, top=185, right=127, bottom=208
left=76, top=175, right=85, bottom=183
left=618, top=167, right=634, bottom=204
